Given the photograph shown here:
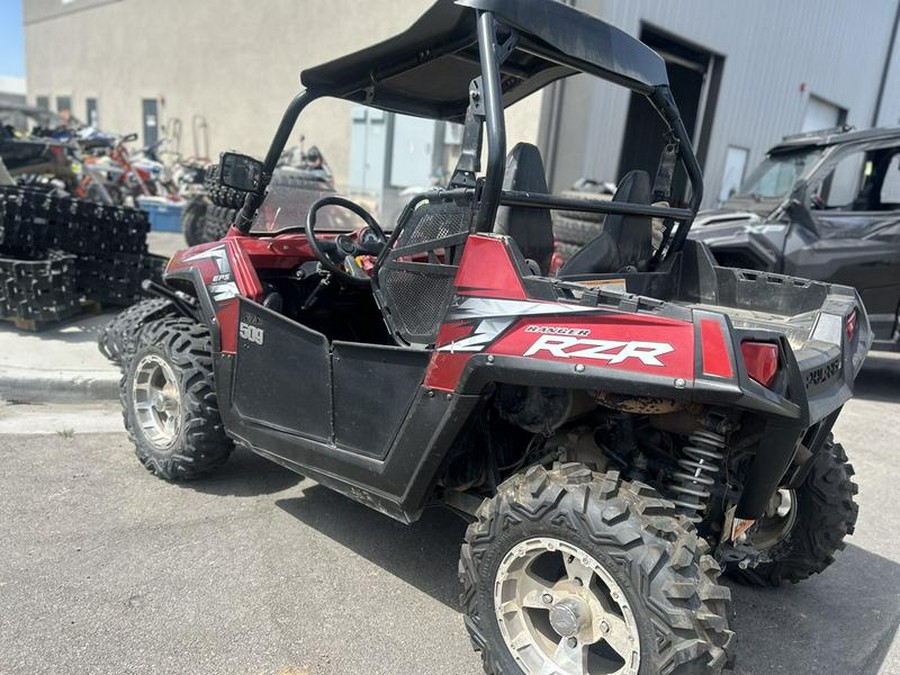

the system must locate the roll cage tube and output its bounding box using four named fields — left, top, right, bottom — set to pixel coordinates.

left=472, top=11, right=702, bottom=259
left=235, top=89, right=328, bottom=233
left=243, top=8, right=704, bottom=259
